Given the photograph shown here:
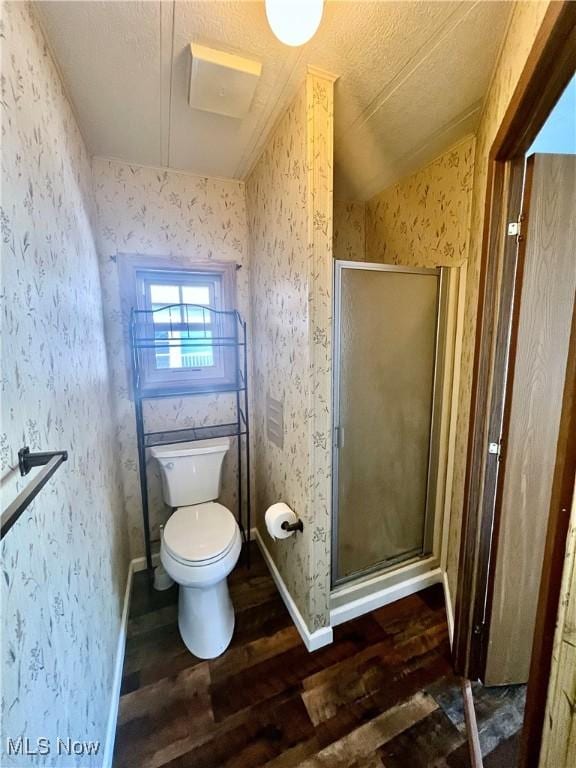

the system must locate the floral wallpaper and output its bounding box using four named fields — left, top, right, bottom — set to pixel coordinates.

left=306, top=72, right=335, bottom=629
left=365, top=136, right=476, bottom=268
left=541, top=482, right=576, bottom=766
left=91, top=158, right=251, bottom=560
left=333, top=200, right=366, bottom=261
left=0, top=2, right=128, bottom=764
left=333, top=138, right=475, bottom=271
left=247, top=71, right=334, bottom=631
left=1, top=5, right=558, bottom=761
left=445, top=0, right=550, bottom=601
